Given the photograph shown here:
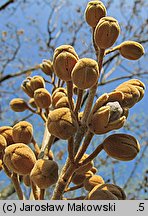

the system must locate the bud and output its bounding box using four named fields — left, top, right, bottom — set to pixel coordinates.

left=72, top=171, right=93, bottom=185
left=103, top=133, right=140, bottom=161
left=52, top=87, right=67, bottom=108
left=30, top=76, right=45, bottom=91
left=3, top=143, right=36, bottom=175
left=0, top=126, right=14, bottom=145
left=88, top=92, right=127, bottom=134
left=98, top=183, right=126, bottom=200
left=47, top=108, right=78, bottom=140
left=10, top=98, right=28, bottom=112
left=30, top=159, right=58, bottom=189
left=94, top=16, right=120, bottom=49
left=72, top=58, right=99, bottom=90
left=55, top=96, right=74, bottom=109
left=118, top=41, right=145, bottom=60
left=23, top=175, right=31, bottom=187
left=21, top=78, right=34, bottom=98
left=85, top=1, right=106, bottom=27
left=84, top=175, right=105, bottom=191
left=28, top=98, right=37, bottom=108
left=75, top=154, right=94, bottom=174
left=86, top=185, right=118, bottom=200
left=115, top=79, right=145, bottom=108
left=0, top=135, right=7, bottom=152
left=53, top=45, right=79, bottom=81
left=12, top=121, right=33, bottom=144
left=40, top=59, right=53, bottom=76
left=34, top=88, right=51, bottom=109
